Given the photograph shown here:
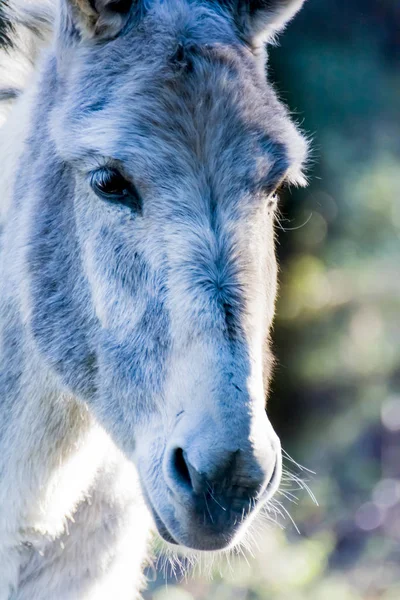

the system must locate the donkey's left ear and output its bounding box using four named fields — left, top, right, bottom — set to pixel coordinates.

left=235, top=0, right=306, bottom=45
left=62, top=0, right=134, bottom=40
